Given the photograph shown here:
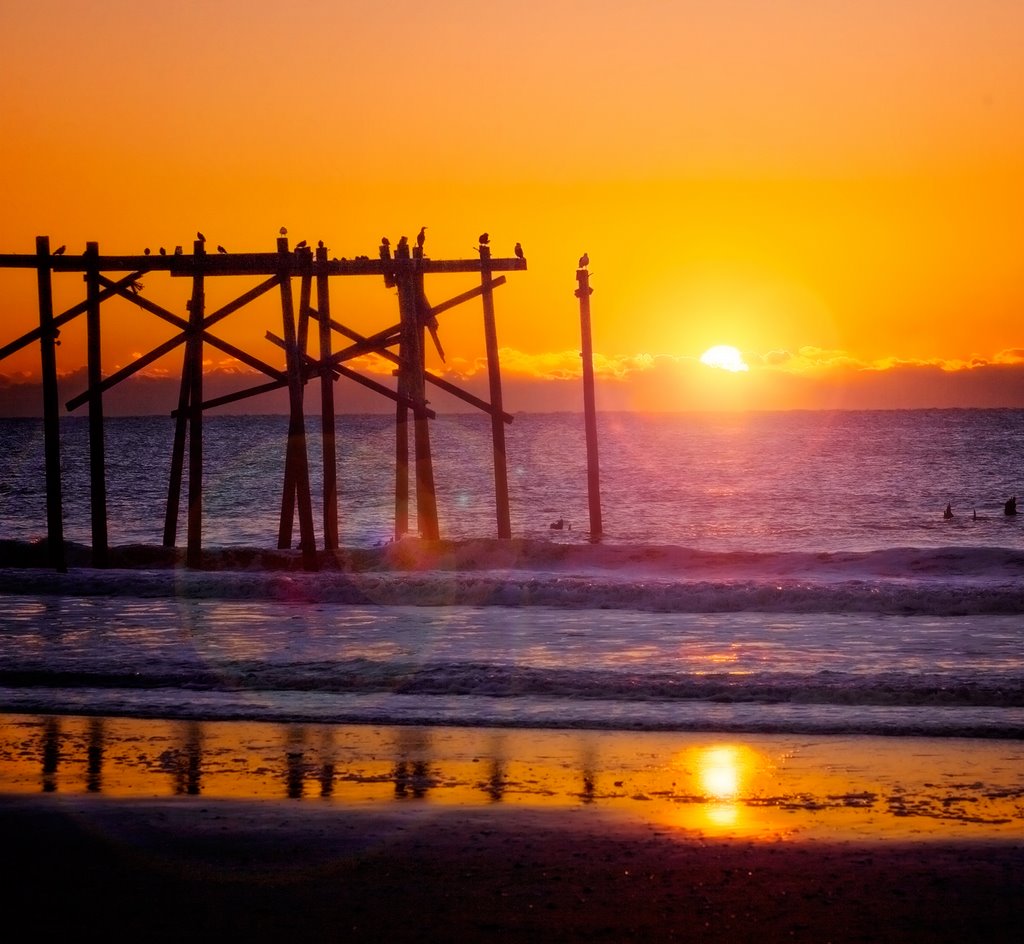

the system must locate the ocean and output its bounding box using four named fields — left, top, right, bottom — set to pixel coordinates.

left=0, top=410, right=1022, bottom=741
